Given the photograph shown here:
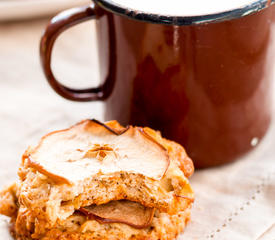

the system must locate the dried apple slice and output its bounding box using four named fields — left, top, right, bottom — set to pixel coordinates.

left=25, top=119, right=169, bottom=184
left=79, top=200, right=155, bottom=229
